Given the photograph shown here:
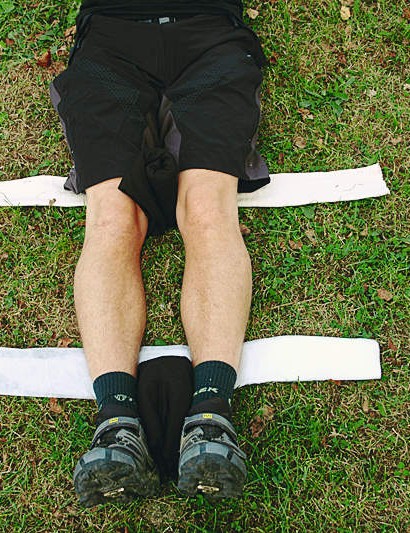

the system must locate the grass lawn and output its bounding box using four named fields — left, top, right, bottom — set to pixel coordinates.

left=0, top=0, right=409, bottom=531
